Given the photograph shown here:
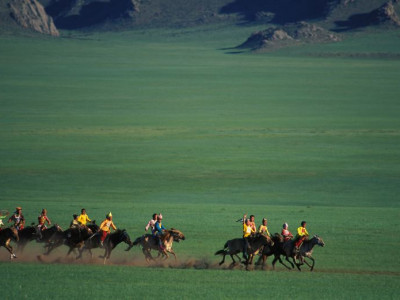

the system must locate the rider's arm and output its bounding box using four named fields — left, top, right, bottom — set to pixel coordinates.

left=145, top=220, right=151, bottom=231
left=111, top=222, right=117, bottom=230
